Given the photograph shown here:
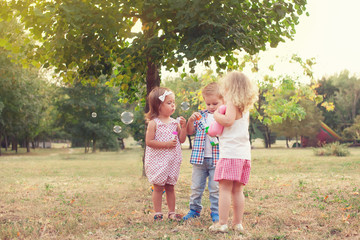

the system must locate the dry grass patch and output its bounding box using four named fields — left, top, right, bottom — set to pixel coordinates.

left=0, top=146, right=359, bottom=239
